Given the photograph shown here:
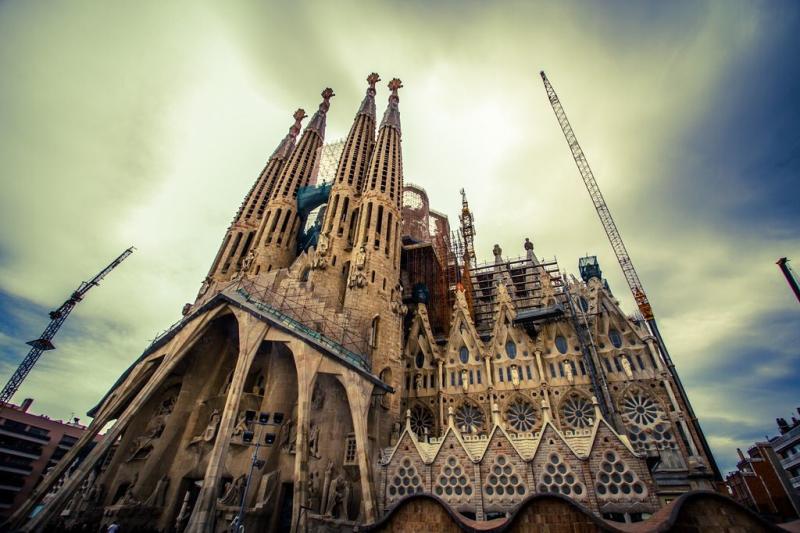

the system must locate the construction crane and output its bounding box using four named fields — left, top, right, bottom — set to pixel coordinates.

left=540, top=71, right=721, bottom=480
left=0, top=247, right=134, bottom=406
left=776, top=258, right=800, bottom=303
